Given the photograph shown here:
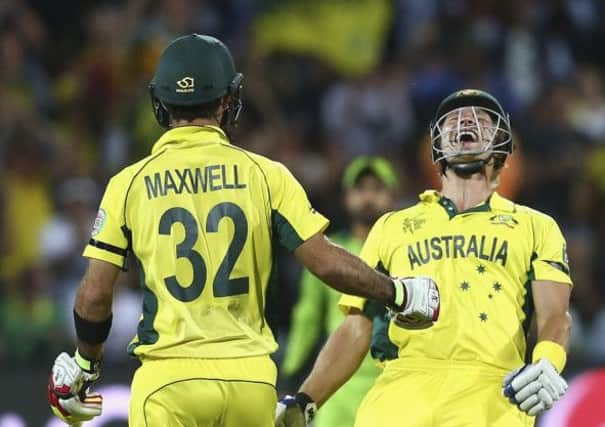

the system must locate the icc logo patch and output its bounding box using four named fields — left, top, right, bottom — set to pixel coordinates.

left=176, top=76, right=195, bottom=93
left=489, top=214, right=519, bottom=228
left=402, top=214, right=426, bottom=234
left=92, top=208, right=106, bottom=236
